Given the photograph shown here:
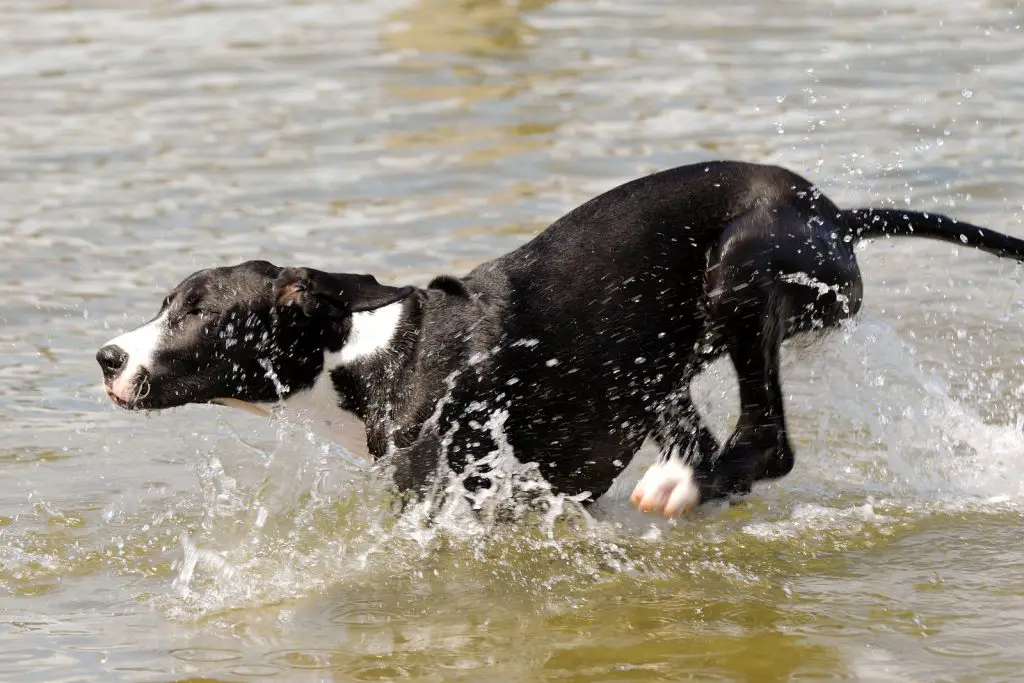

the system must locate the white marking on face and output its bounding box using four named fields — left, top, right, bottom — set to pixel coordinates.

left=338, top=301, right=404, bottom=365
left=103, top=310, right=169, bottom=403
left=629, top=449, right=700, bottom=517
